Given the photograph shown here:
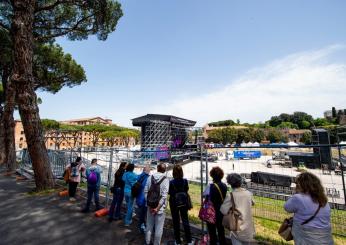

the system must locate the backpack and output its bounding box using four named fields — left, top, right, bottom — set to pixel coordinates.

left=147, top=176, right=166, bottom=208
left=172, top=180, right=188, bottom=208
left=132, top=174, right=147, bottom=198
left=70, top=162, right=79, bottom=177
left=87, top=169, right=98, bottom=185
